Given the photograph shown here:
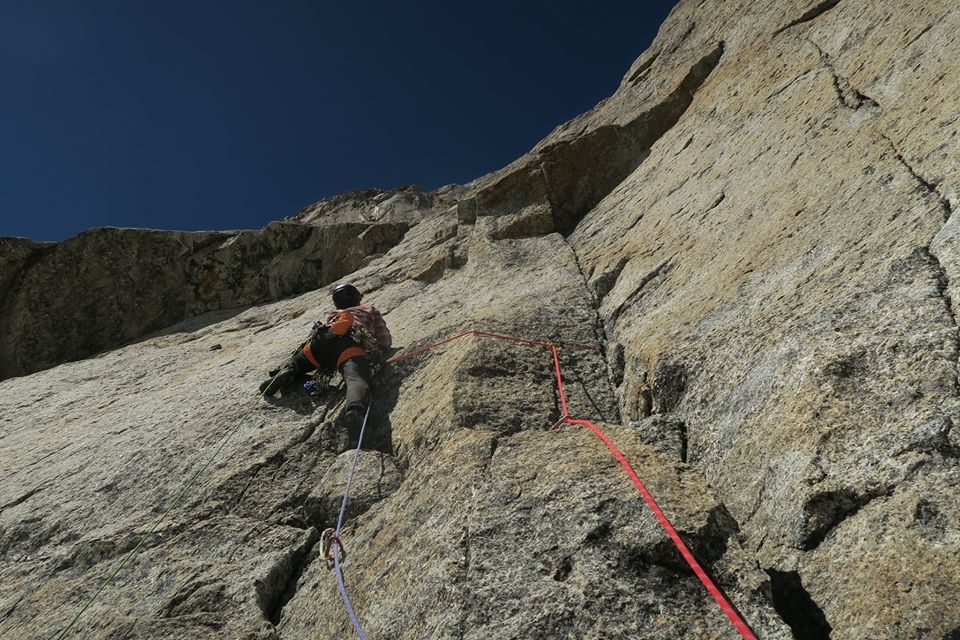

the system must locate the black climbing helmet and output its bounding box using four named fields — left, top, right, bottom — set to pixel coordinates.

left=332, top=282, right=363, bottom=309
